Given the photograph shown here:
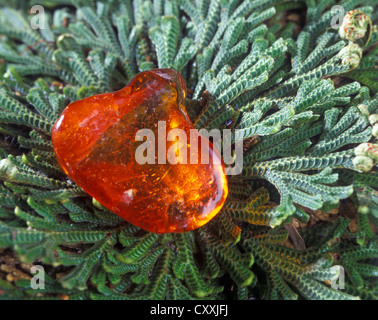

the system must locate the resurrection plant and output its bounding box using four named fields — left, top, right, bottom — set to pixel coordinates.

left=0, top=0, right=377, bottom=300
